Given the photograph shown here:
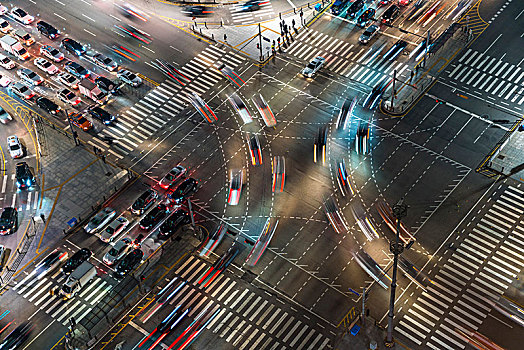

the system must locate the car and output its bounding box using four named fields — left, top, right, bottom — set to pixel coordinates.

left=57, top=88, right=81, bottom=106
left=64, top=61, right=89, bottom=79
left=117, top=69, right=142, bottom=87
left=14, top=29, right=34, bottom=46
left=15, top=162, right=35, bottom=189
left=0, top=207, right=18, bottom=235
left=88, top=106, right=115, bottom=125
left=324, top=197, right=349, bottom=234
left=383, top=39, right=408, bottom=61
left=0, top=73, right=11, bottom=87
left=241, top=0, right=261, bottom=11
left=139, top=204, right=169, bottom=230
left=7, top=135, right=23, bottom=159
left=180, top=5, right=213, bottom=17
left=0, top=106, right=12, bottom=124
left=0, top=19, right=11, bottom=34
left=272, top=156, right=286, bottom=192
left=246, top=133, right=263, bottom=166
left=362, top=77, right=391, bottom=110
left=381, top=4, right=400, bottom=24
left=36, top=97, right=61, bottom=115
left=159, top=209, right=190, bottom=238
left=17, top=68, right=43, bottom=86
left=68, top=112, right=92, bottom=131
left=115, top=248, right=143, bottom=277
left=36, top=249, right=68, bottom=279
left=314, top=126, right=328, bottom=165
left=84, top=207, right=116, bottom=233
left=95, top=76, right=119, bottom=95
left=57, top=72, right=79, bottom=89
left=159, top=165, right=186, bottom=189
left=302, top=56, right=325, bottom=78
left=378, top=0, right=391, bottom=7
left=11, top=81, right=35, bottom=100
left=359, top=24, right=379, bottom=44
left=61, top=248, right=92, bottom=274
left=99, top=216, right=129, bottom=243
left=188, top=92, right=217, bottom=124
left=34, top=57, right=59, bottom=75
left=0, top=54, right=15, bottom=70
left=40, top=45, right=65, bottom=62
left=355, top=121, right=370, bottom=154
left=228, top=93, right=252, bottom=124
left=252, top=93, right=276, bottom=127
left=103, top=238, right=132, bottom=265
left=337, top=159, right=354, bottom=197
left=11, top=7, right=34, bottom=25
left=37, top=20, right=60, bottom=39
left=347, top=0, right=365, bottom=18
left=217, top=63, right=245, bottom=87
left=398, top=0, right=411, bottom=5
left=0, top=322, right=32, bottom=349
left=357, top=8, right=376, bottom=27
left=227, top=169, right=243, bottom=206
left=0, top=5, right=6, bottom=16
left=169, top=178, right=198, bottom=204
left=89, top=52, right=118, bottom=71
left=131, top=189, right=158, bottom=215
left=61, top=37, right=86, bottom=56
